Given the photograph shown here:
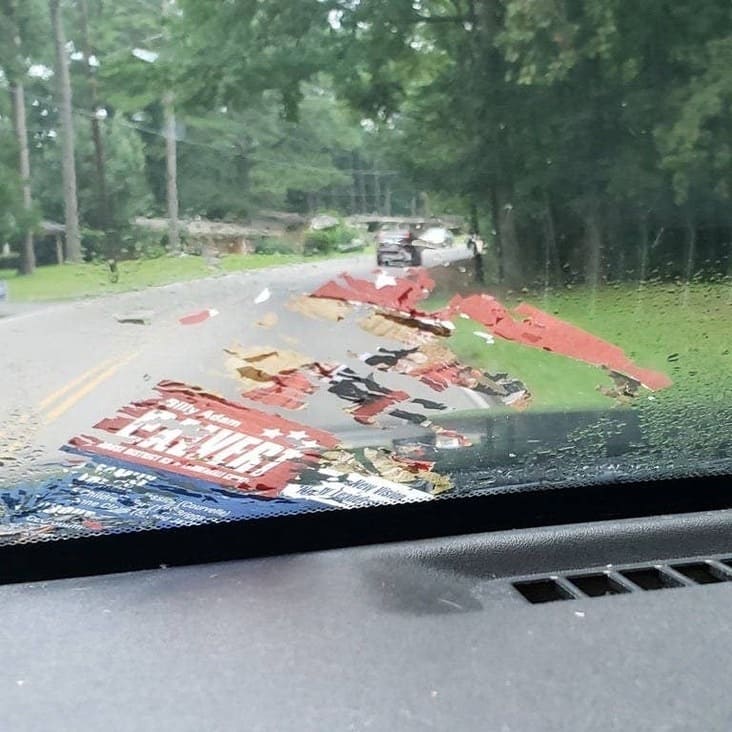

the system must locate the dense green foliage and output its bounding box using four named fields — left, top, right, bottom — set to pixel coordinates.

left=1, top=0, right=730, bottom=285
left=304, top=222, right=360, bottom=255
left=322, top=0, right=732, bottom=286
